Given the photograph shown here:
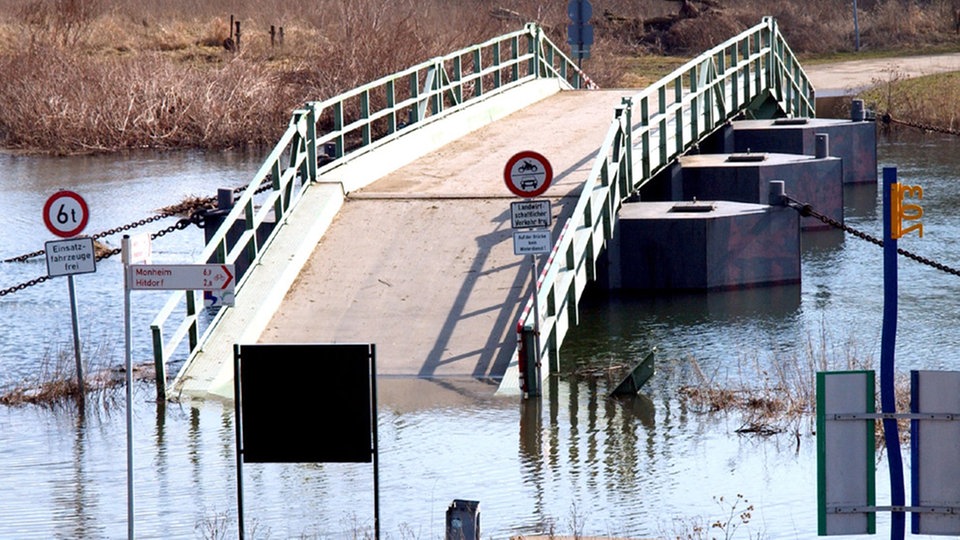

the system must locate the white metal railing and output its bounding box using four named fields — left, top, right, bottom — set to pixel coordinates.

left=515, top=17, right=815, bottom=391
left=149, top=24, right=591, bottom=398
